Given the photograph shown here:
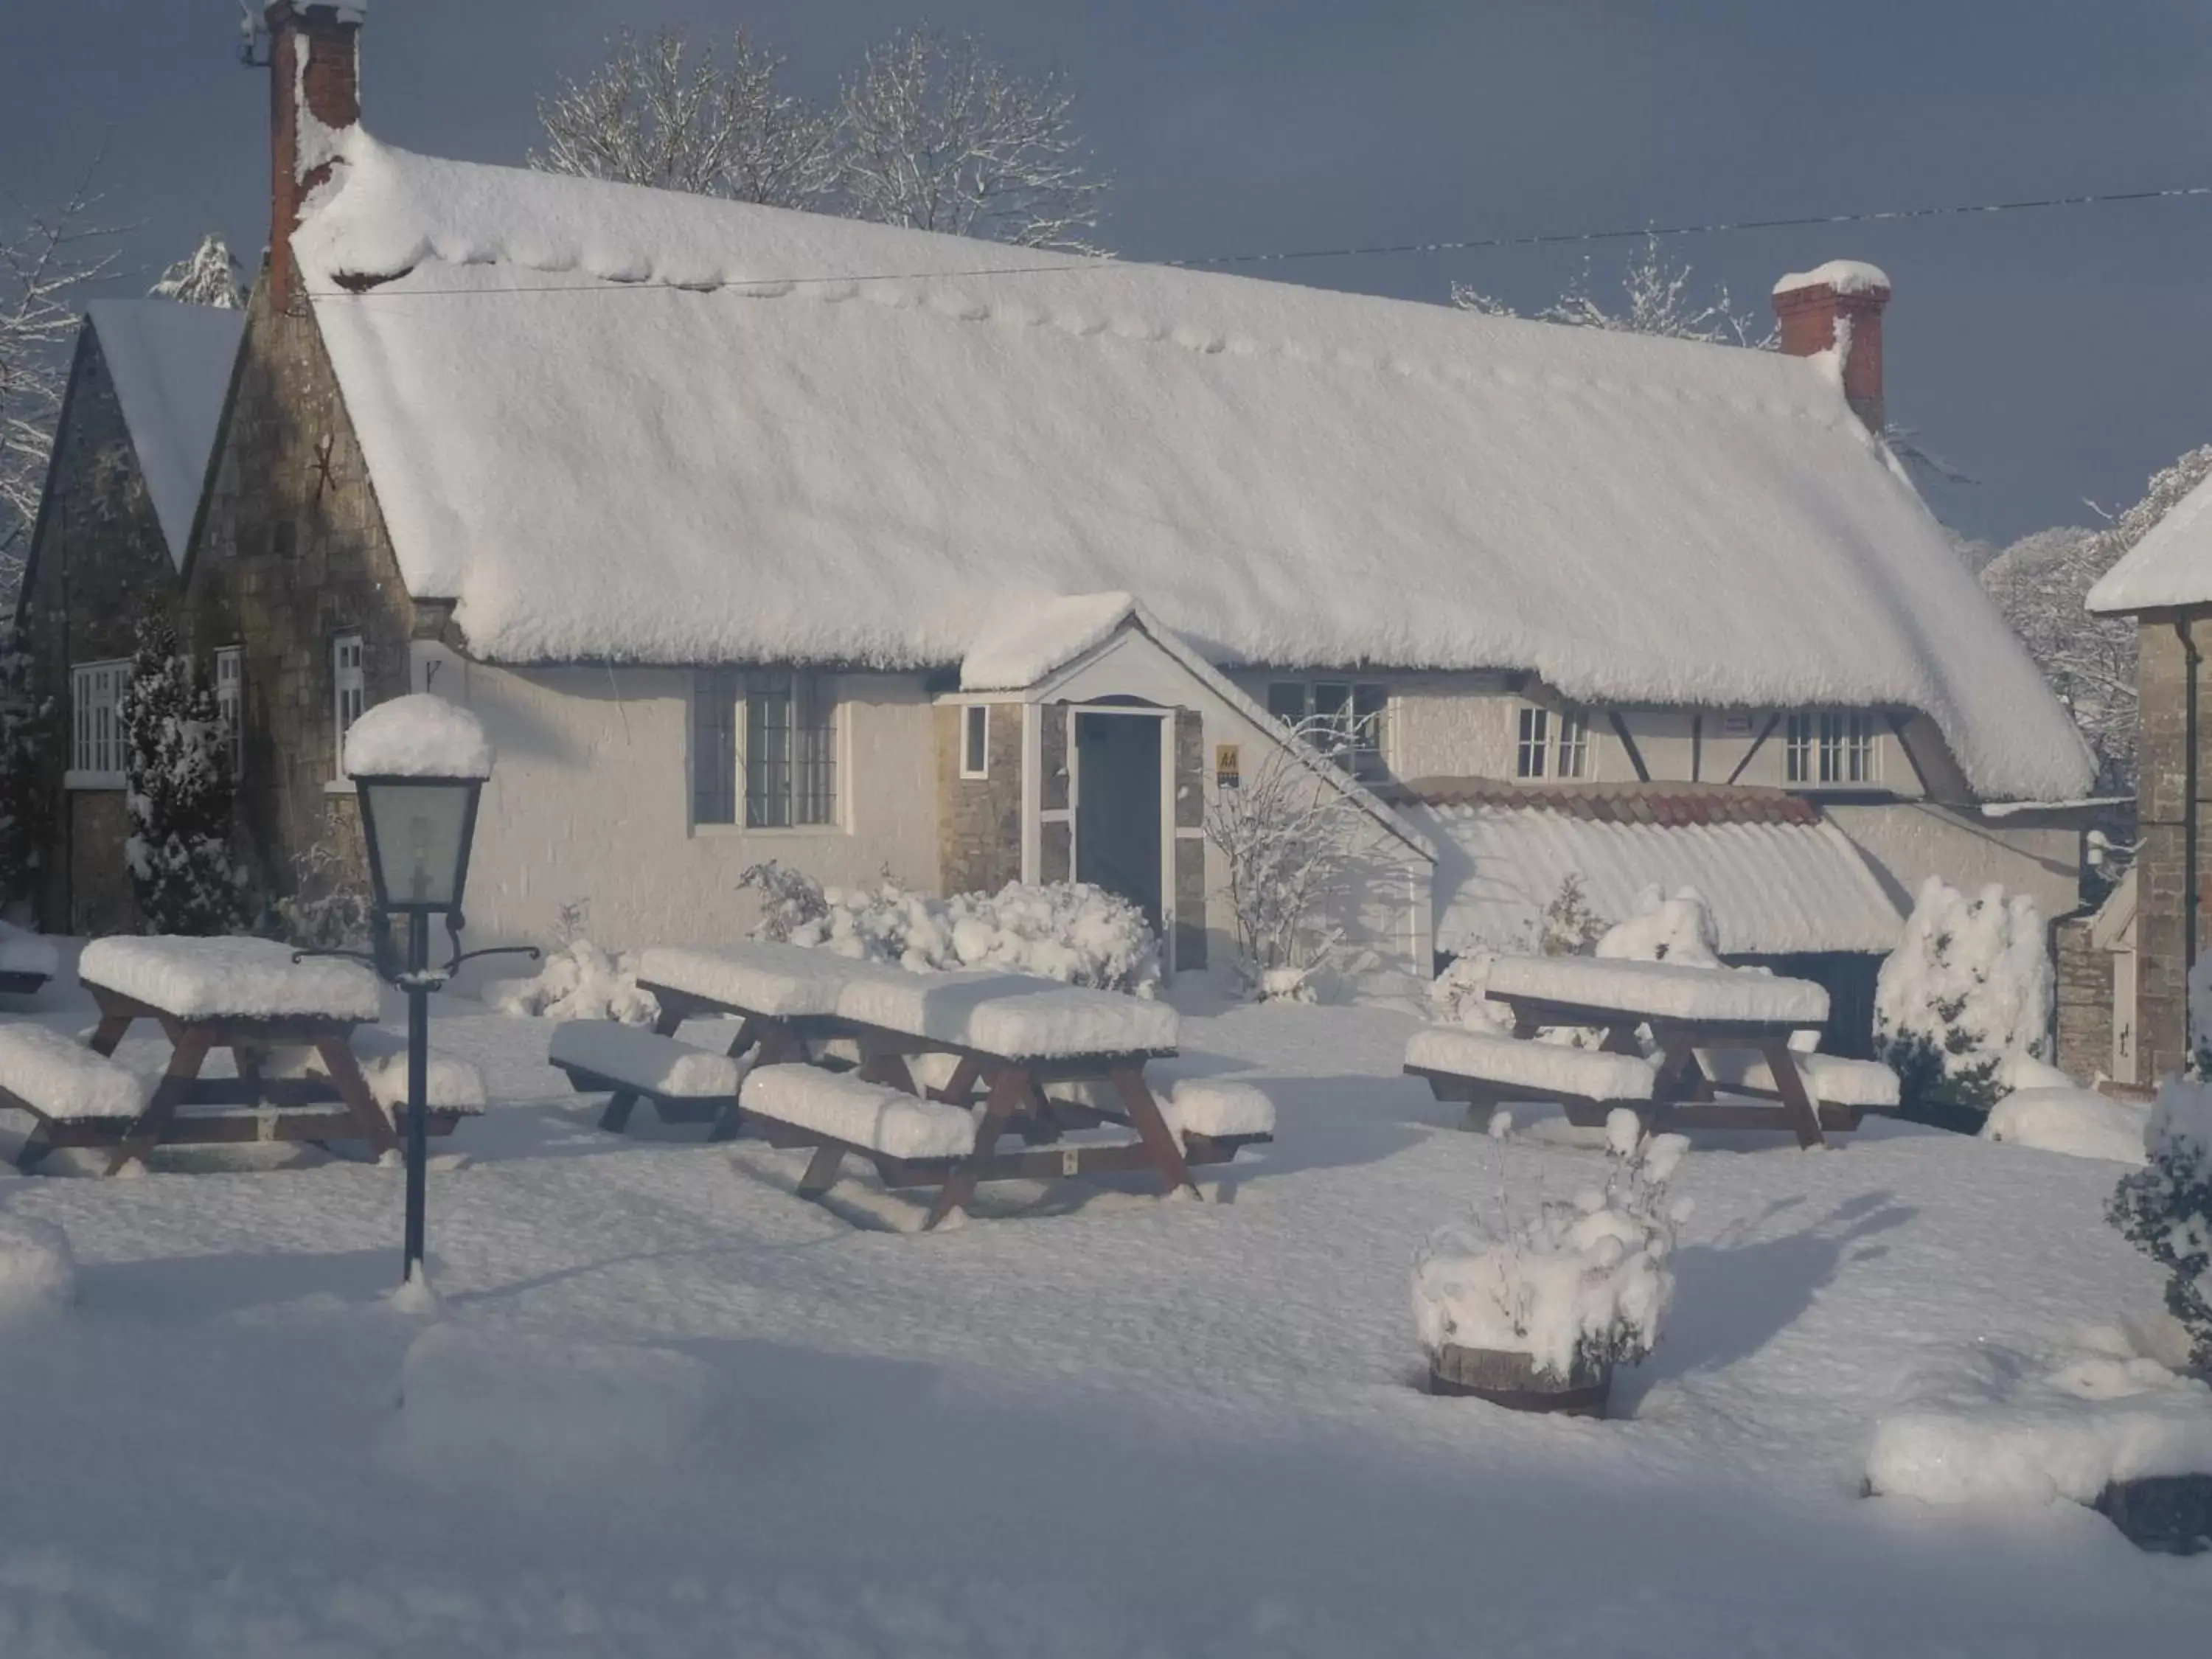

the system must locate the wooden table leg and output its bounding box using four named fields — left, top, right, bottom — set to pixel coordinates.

left=796, top=1144, right=845, bottom=1198
left=1759, top=1040, right=1827, bottom=1150
left=723, top=1014, right=759, bottom=1059
left=84, top=1012, right=133, bottom=1057
left=925, top=1066, right=1028, bottom=1229
left=315, top=1034, right=403, bottom=1157
left=602, top=1000, right=695, bottom=1133
left=105, top=1029, right=214, bottom=1175
left=931, top=1056, right=982, bottom=1107
left=856, top=1038, right=919, bottom=1095
left=1113, top=1065, right=1198, bottom=1198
